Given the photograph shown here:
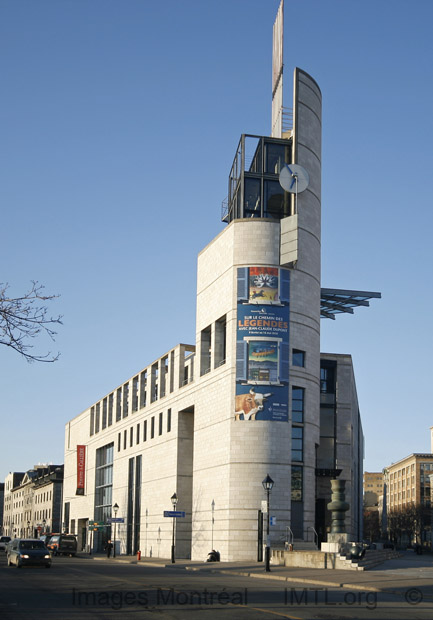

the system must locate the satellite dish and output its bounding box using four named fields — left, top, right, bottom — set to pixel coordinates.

left=279, top=164, right=309, bottom=194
